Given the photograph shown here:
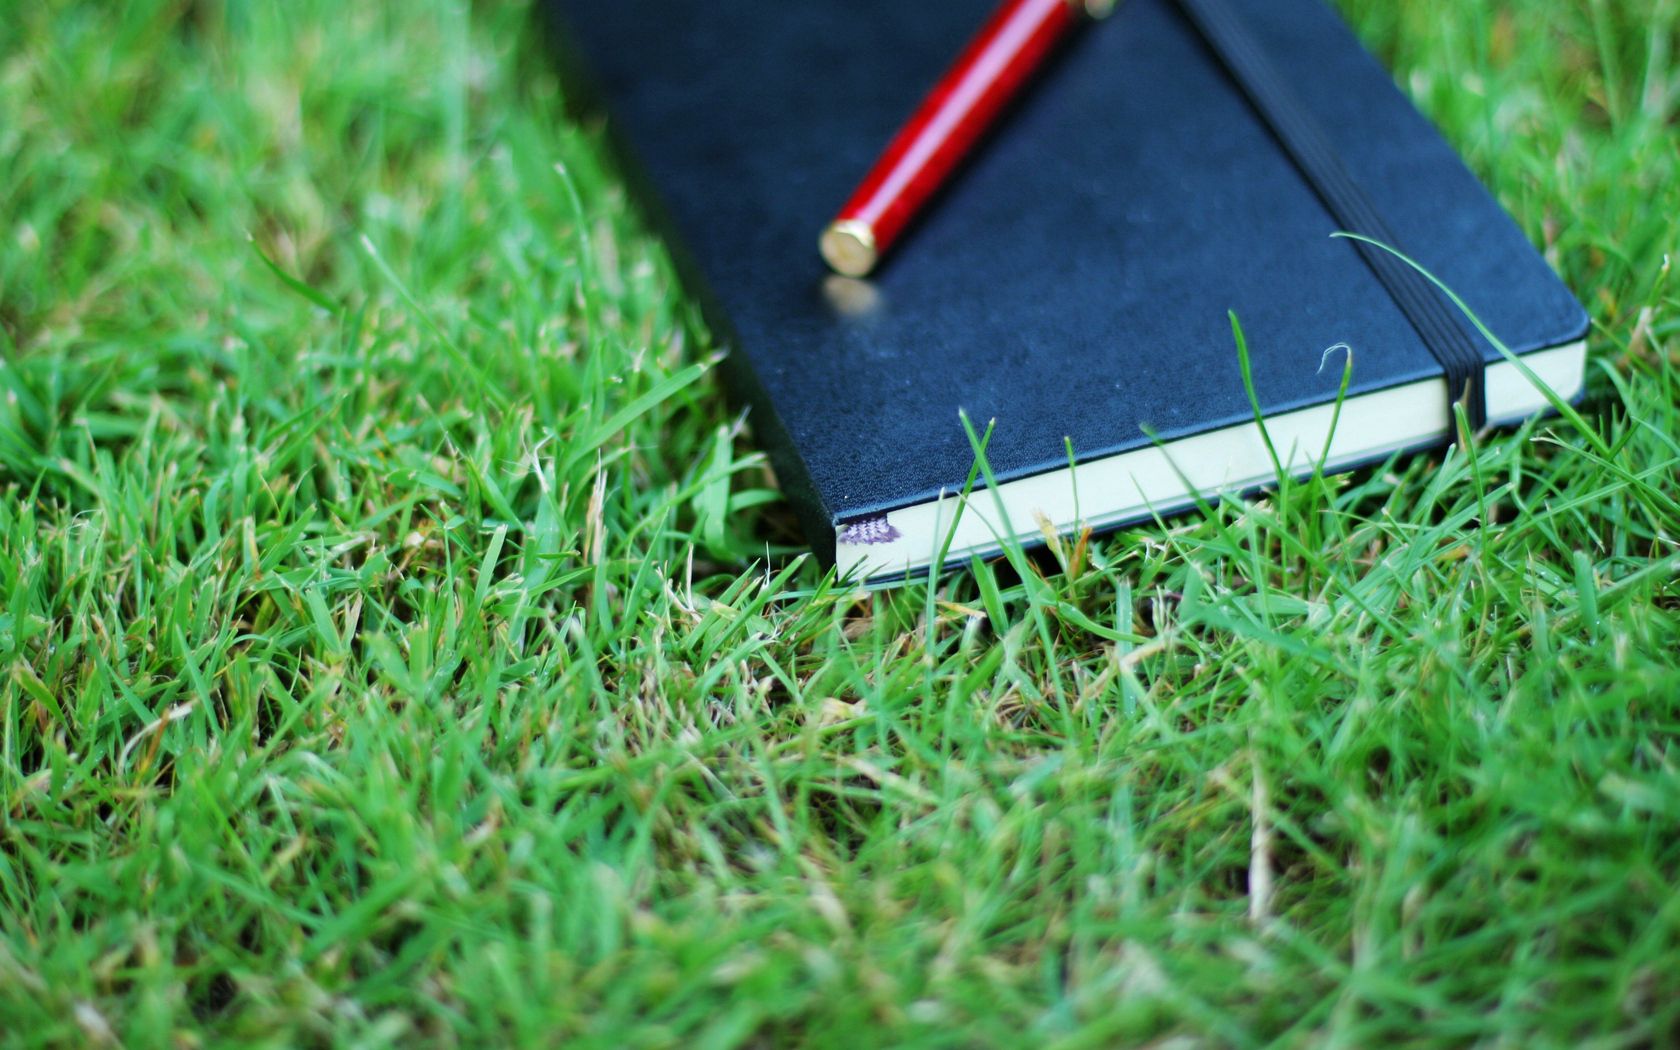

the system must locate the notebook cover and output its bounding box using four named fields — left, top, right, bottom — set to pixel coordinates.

left=541, top=0, right=1590, bottom=566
